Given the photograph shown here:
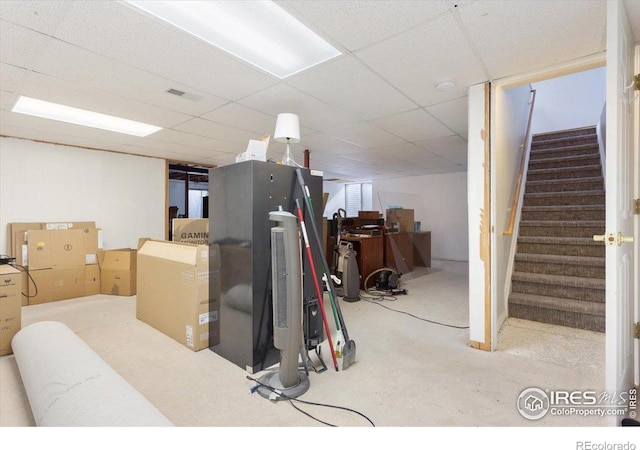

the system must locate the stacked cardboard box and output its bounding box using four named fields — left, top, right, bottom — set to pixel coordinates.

left=6, top=222, right=101, bottom=305
left=0, top=265, right=22, bottom=356
left=172, top=218, right=209, bottom=245
left=136, top=238, right=220, bottom=352
left=386, top=209, right=415, bottom=233
left=98, top=248, right=137, bottom=296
